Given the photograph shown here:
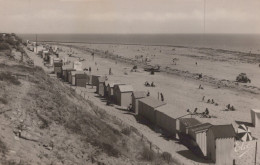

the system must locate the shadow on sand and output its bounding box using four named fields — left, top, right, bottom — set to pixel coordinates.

left=177, top=150, right=212, bottom=164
